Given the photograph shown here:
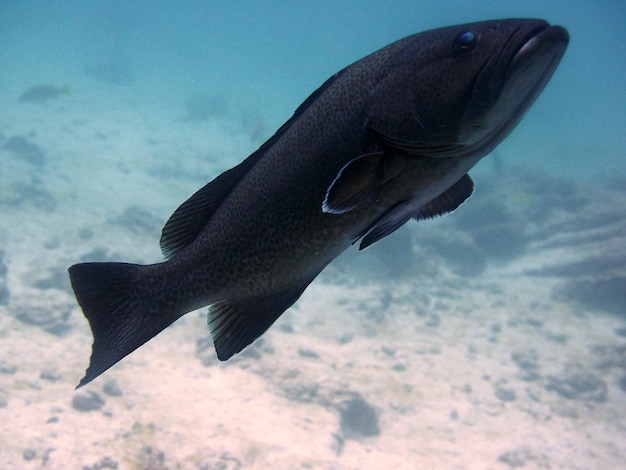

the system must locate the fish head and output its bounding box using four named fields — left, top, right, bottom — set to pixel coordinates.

left=366, top=19, right=569, bottom=158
